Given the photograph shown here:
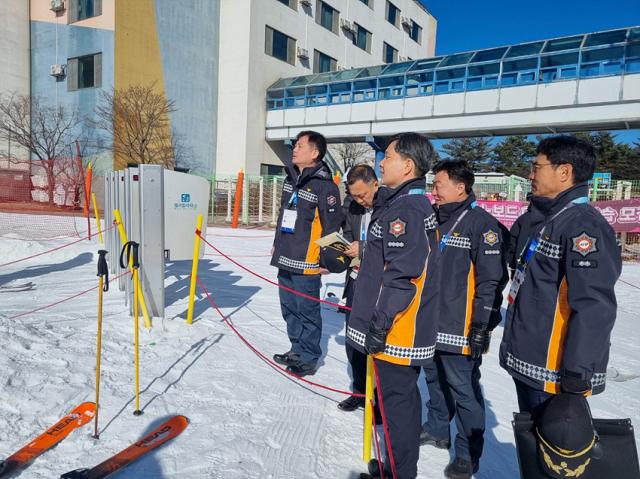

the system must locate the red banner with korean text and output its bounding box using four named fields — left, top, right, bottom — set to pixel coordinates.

left=470, top=199, right=640, bottom=232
